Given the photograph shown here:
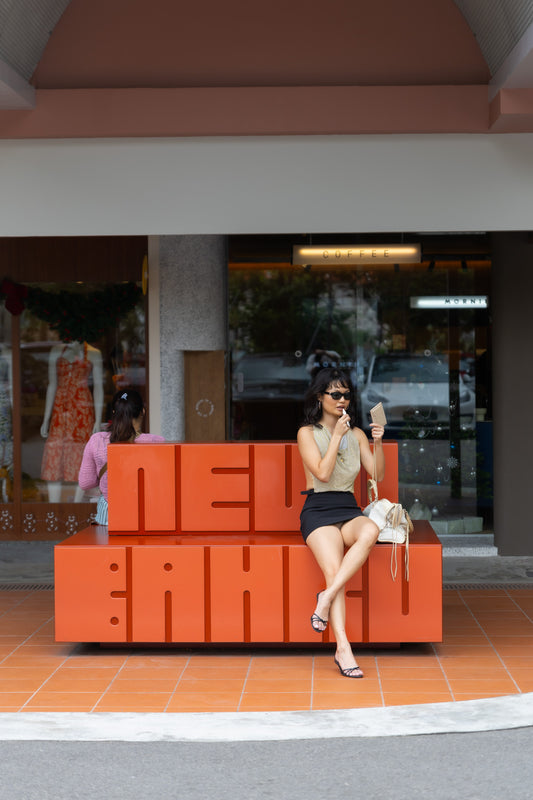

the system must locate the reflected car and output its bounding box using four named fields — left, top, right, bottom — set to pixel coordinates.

left=232, top=353, right=310, bottom=401
left=360, top=353, right=475, bottom=433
